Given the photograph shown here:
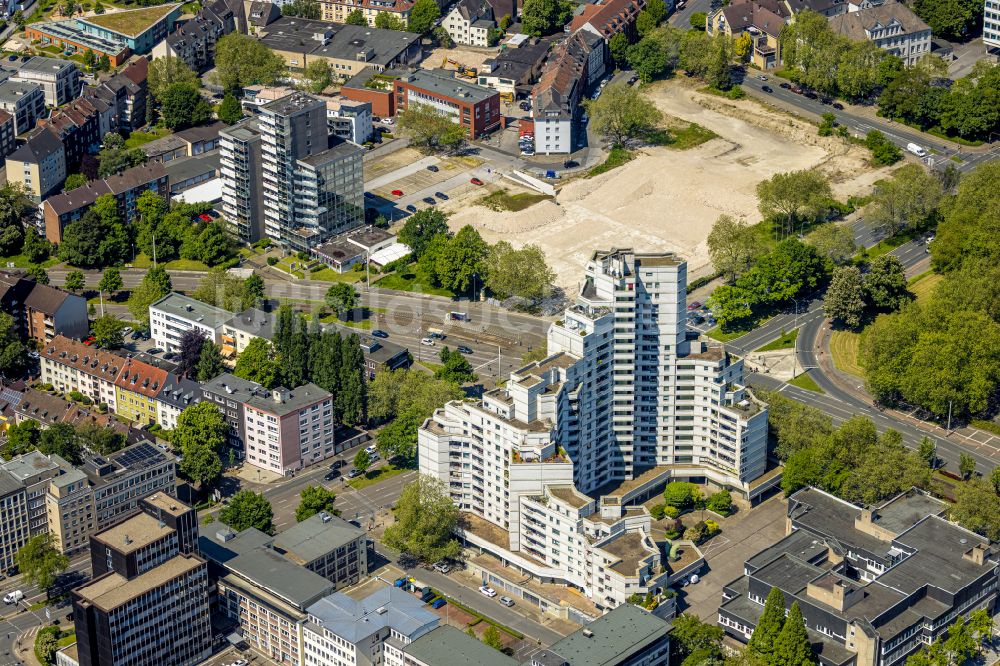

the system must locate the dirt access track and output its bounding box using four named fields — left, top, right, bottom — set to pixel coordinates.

left=441, top=78, right=893, bottom=292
